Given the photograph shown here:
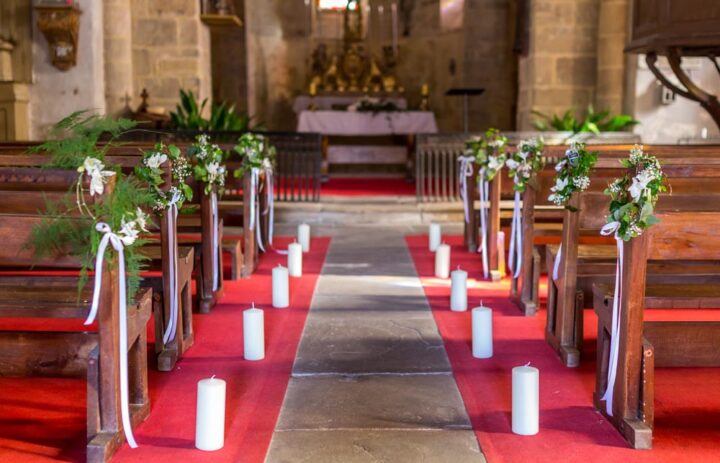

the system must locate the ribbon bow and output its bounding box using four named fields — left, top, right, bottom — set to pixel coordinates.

left=458, top=156, right=475, bottom=224
left=84, top=222, right=138, bottom=448
left=600, top=220, right=622, bottom=416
